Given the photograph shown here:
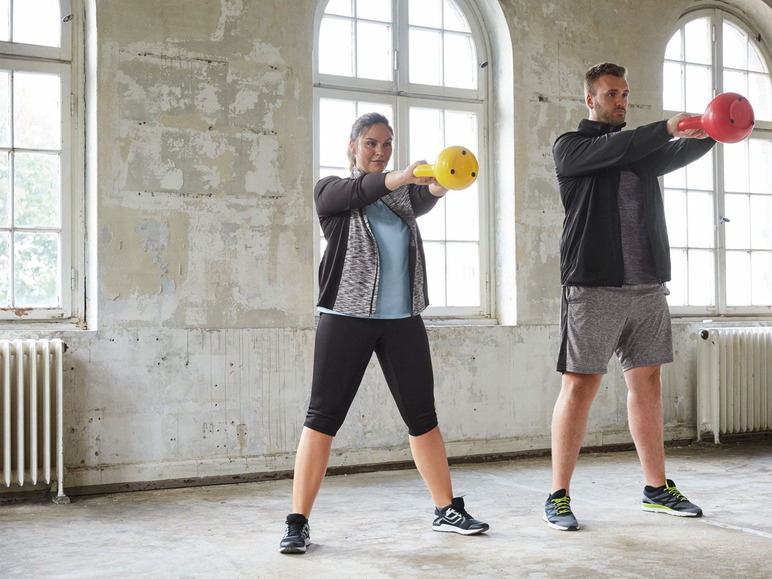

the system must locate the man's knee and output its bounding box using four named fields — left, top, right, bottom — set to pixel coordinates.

left=562, top=372, right=603, bottom=394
